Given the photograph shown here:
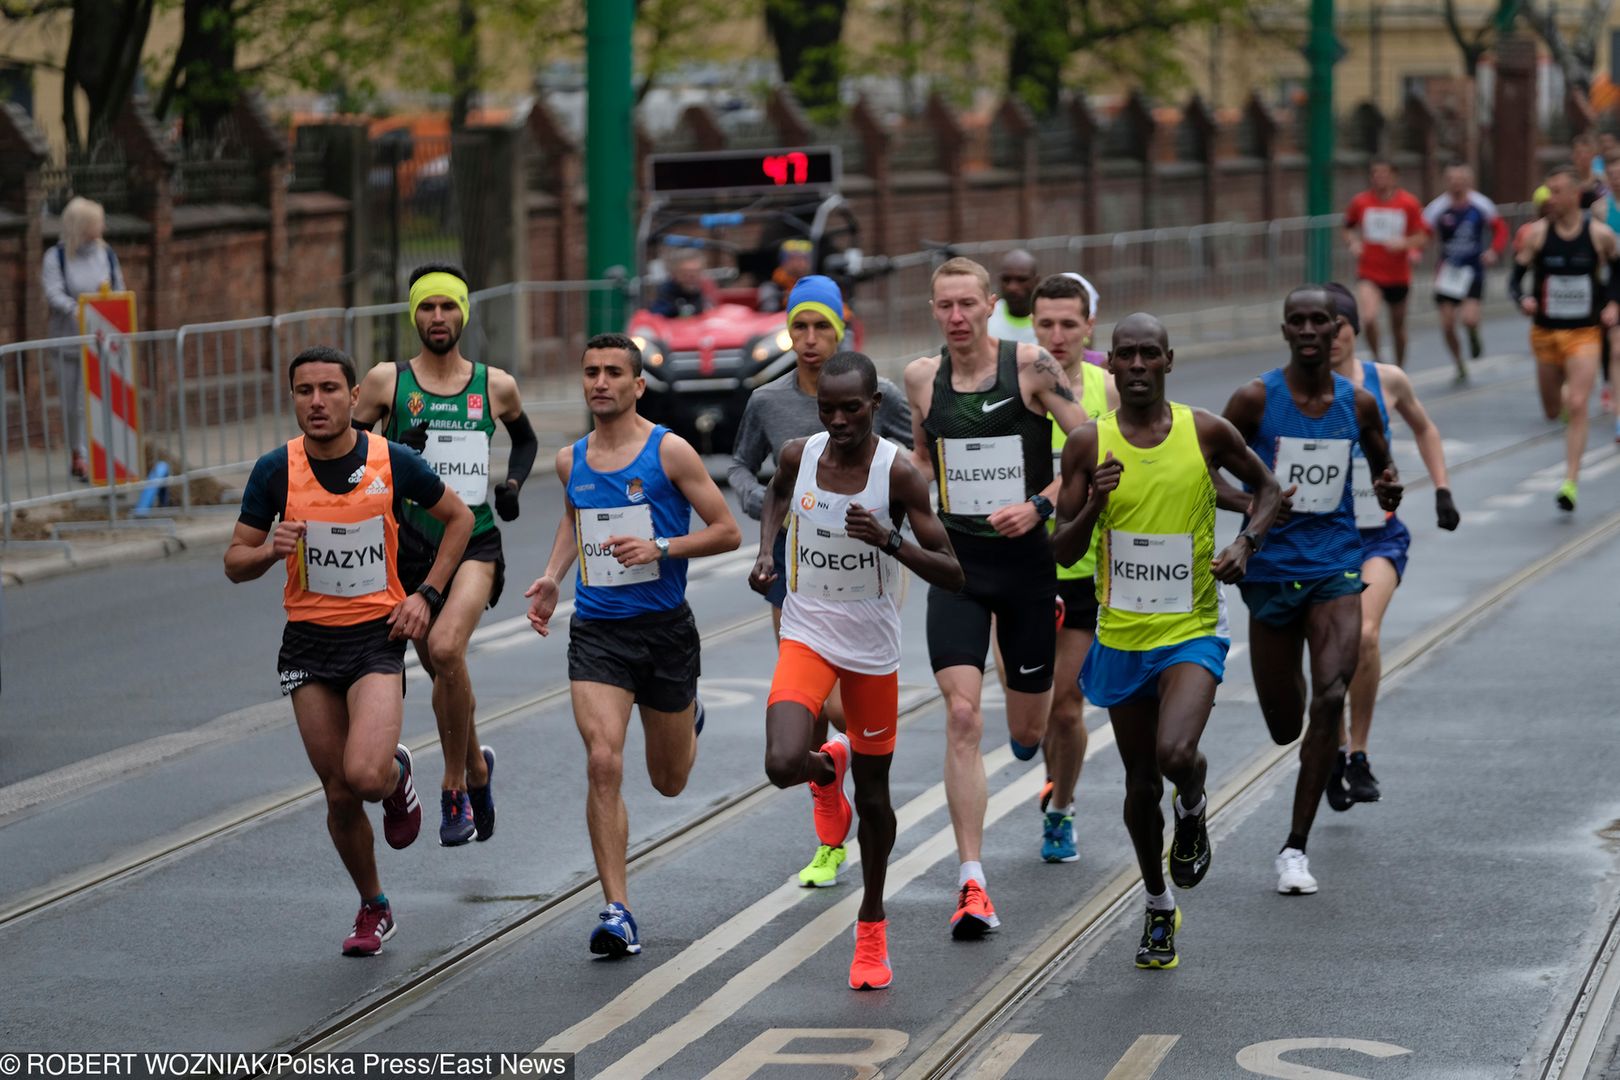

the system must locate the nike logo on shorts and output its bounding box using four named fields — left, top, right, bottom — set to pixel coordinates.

left=981, top=397, right=1015, bottom=413
left=1019, top=664, right=1045, bottom=674
left=862, top=727, right=889, bottom=738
